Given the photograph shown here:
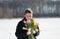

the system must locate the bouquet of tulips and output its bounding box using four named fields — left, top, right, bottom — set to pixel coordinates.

left=23, top=18, right=38, bottom=39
